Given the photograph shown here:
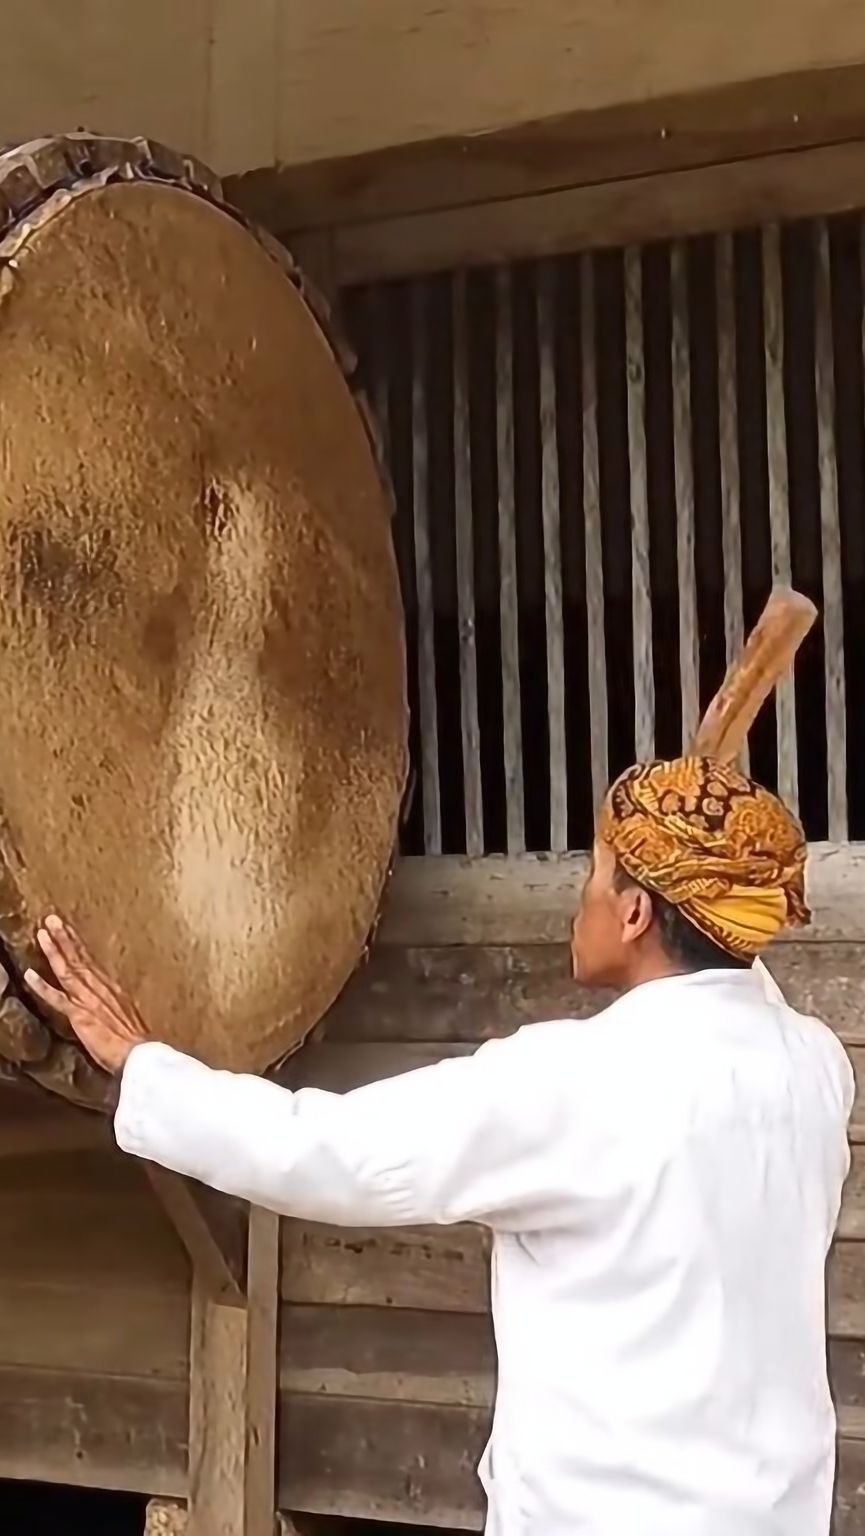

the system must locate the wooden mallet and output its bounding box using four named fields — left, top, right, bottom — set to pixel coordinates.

left=691, top=587, right=817, bottom=764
